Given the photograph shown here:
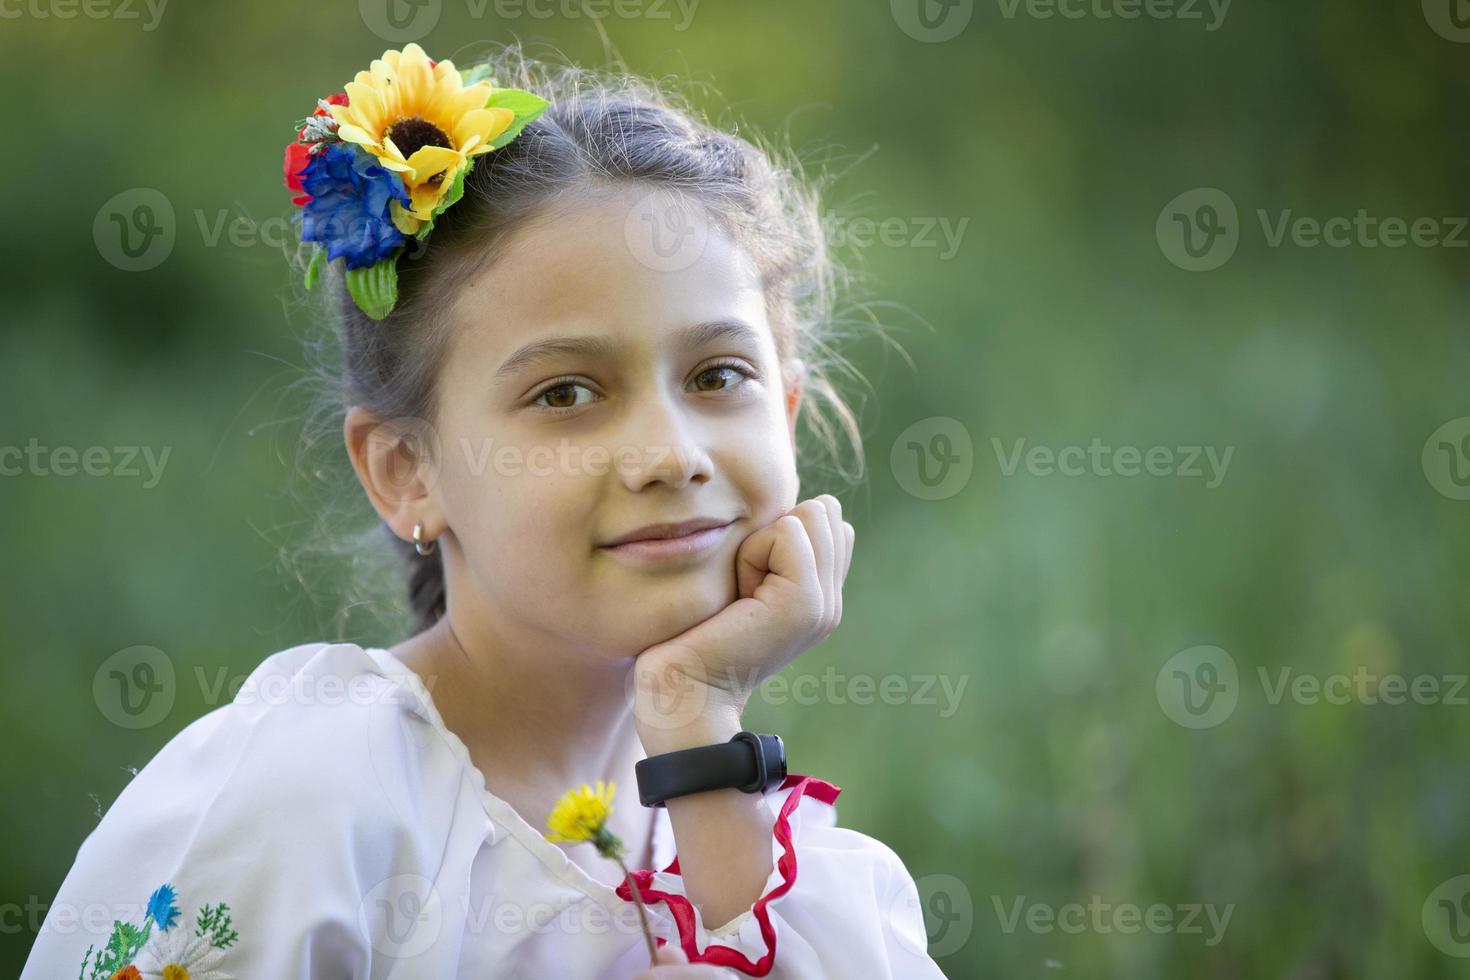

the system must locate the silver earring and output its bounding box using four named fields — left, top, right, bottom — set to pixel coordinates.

left=413, top=521, right=437, bottom=557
